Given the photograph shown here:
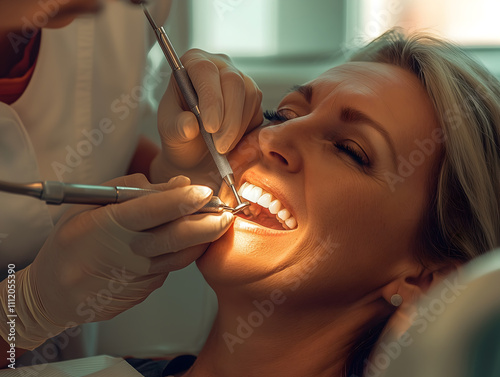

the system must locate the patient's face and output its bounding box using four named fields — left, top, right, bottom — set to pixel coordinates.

left=199, top=62, right=441, bottom=306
